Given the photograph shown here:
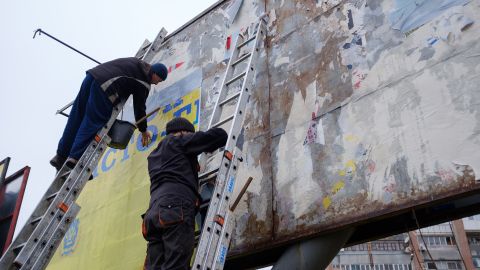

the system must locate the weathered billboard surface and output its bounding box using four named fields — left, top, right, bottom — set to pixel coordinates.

left=145, top=0, right=480, bottom=266
left=47, top=0, right=480, bottom=268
